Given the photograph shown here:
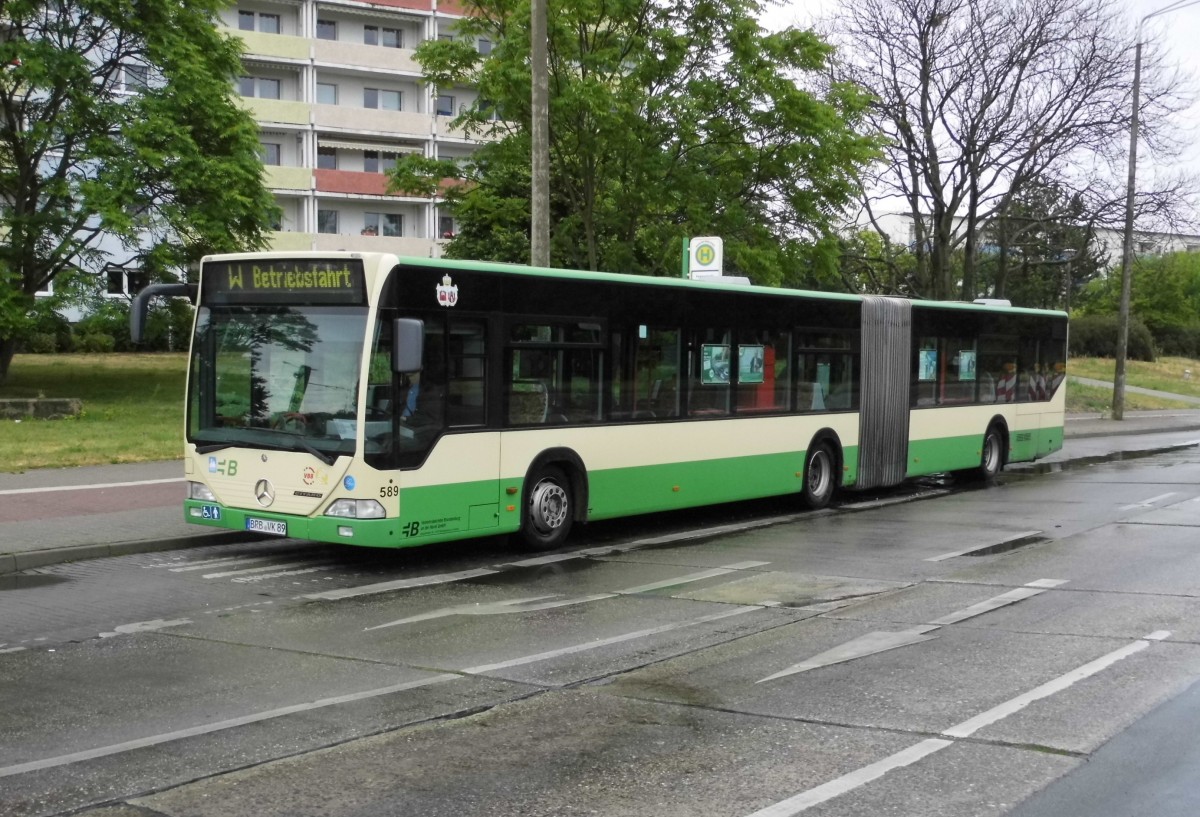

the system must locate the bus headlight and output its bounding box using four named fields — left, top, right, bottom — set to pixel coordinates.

left=188, top=482, right=217, bottom=502
left=325, top=499, right=386, bottom=519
